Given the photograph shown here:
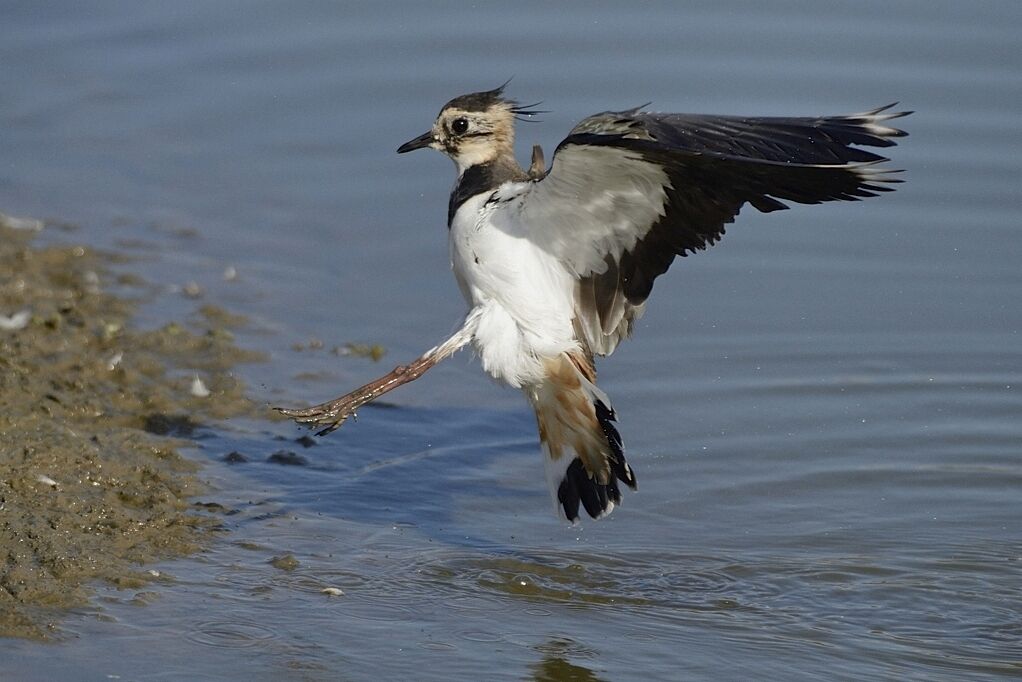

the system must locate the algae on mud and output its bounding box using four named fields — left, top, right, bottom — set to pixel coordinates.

left=0, top=221, right=264, bottom=639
